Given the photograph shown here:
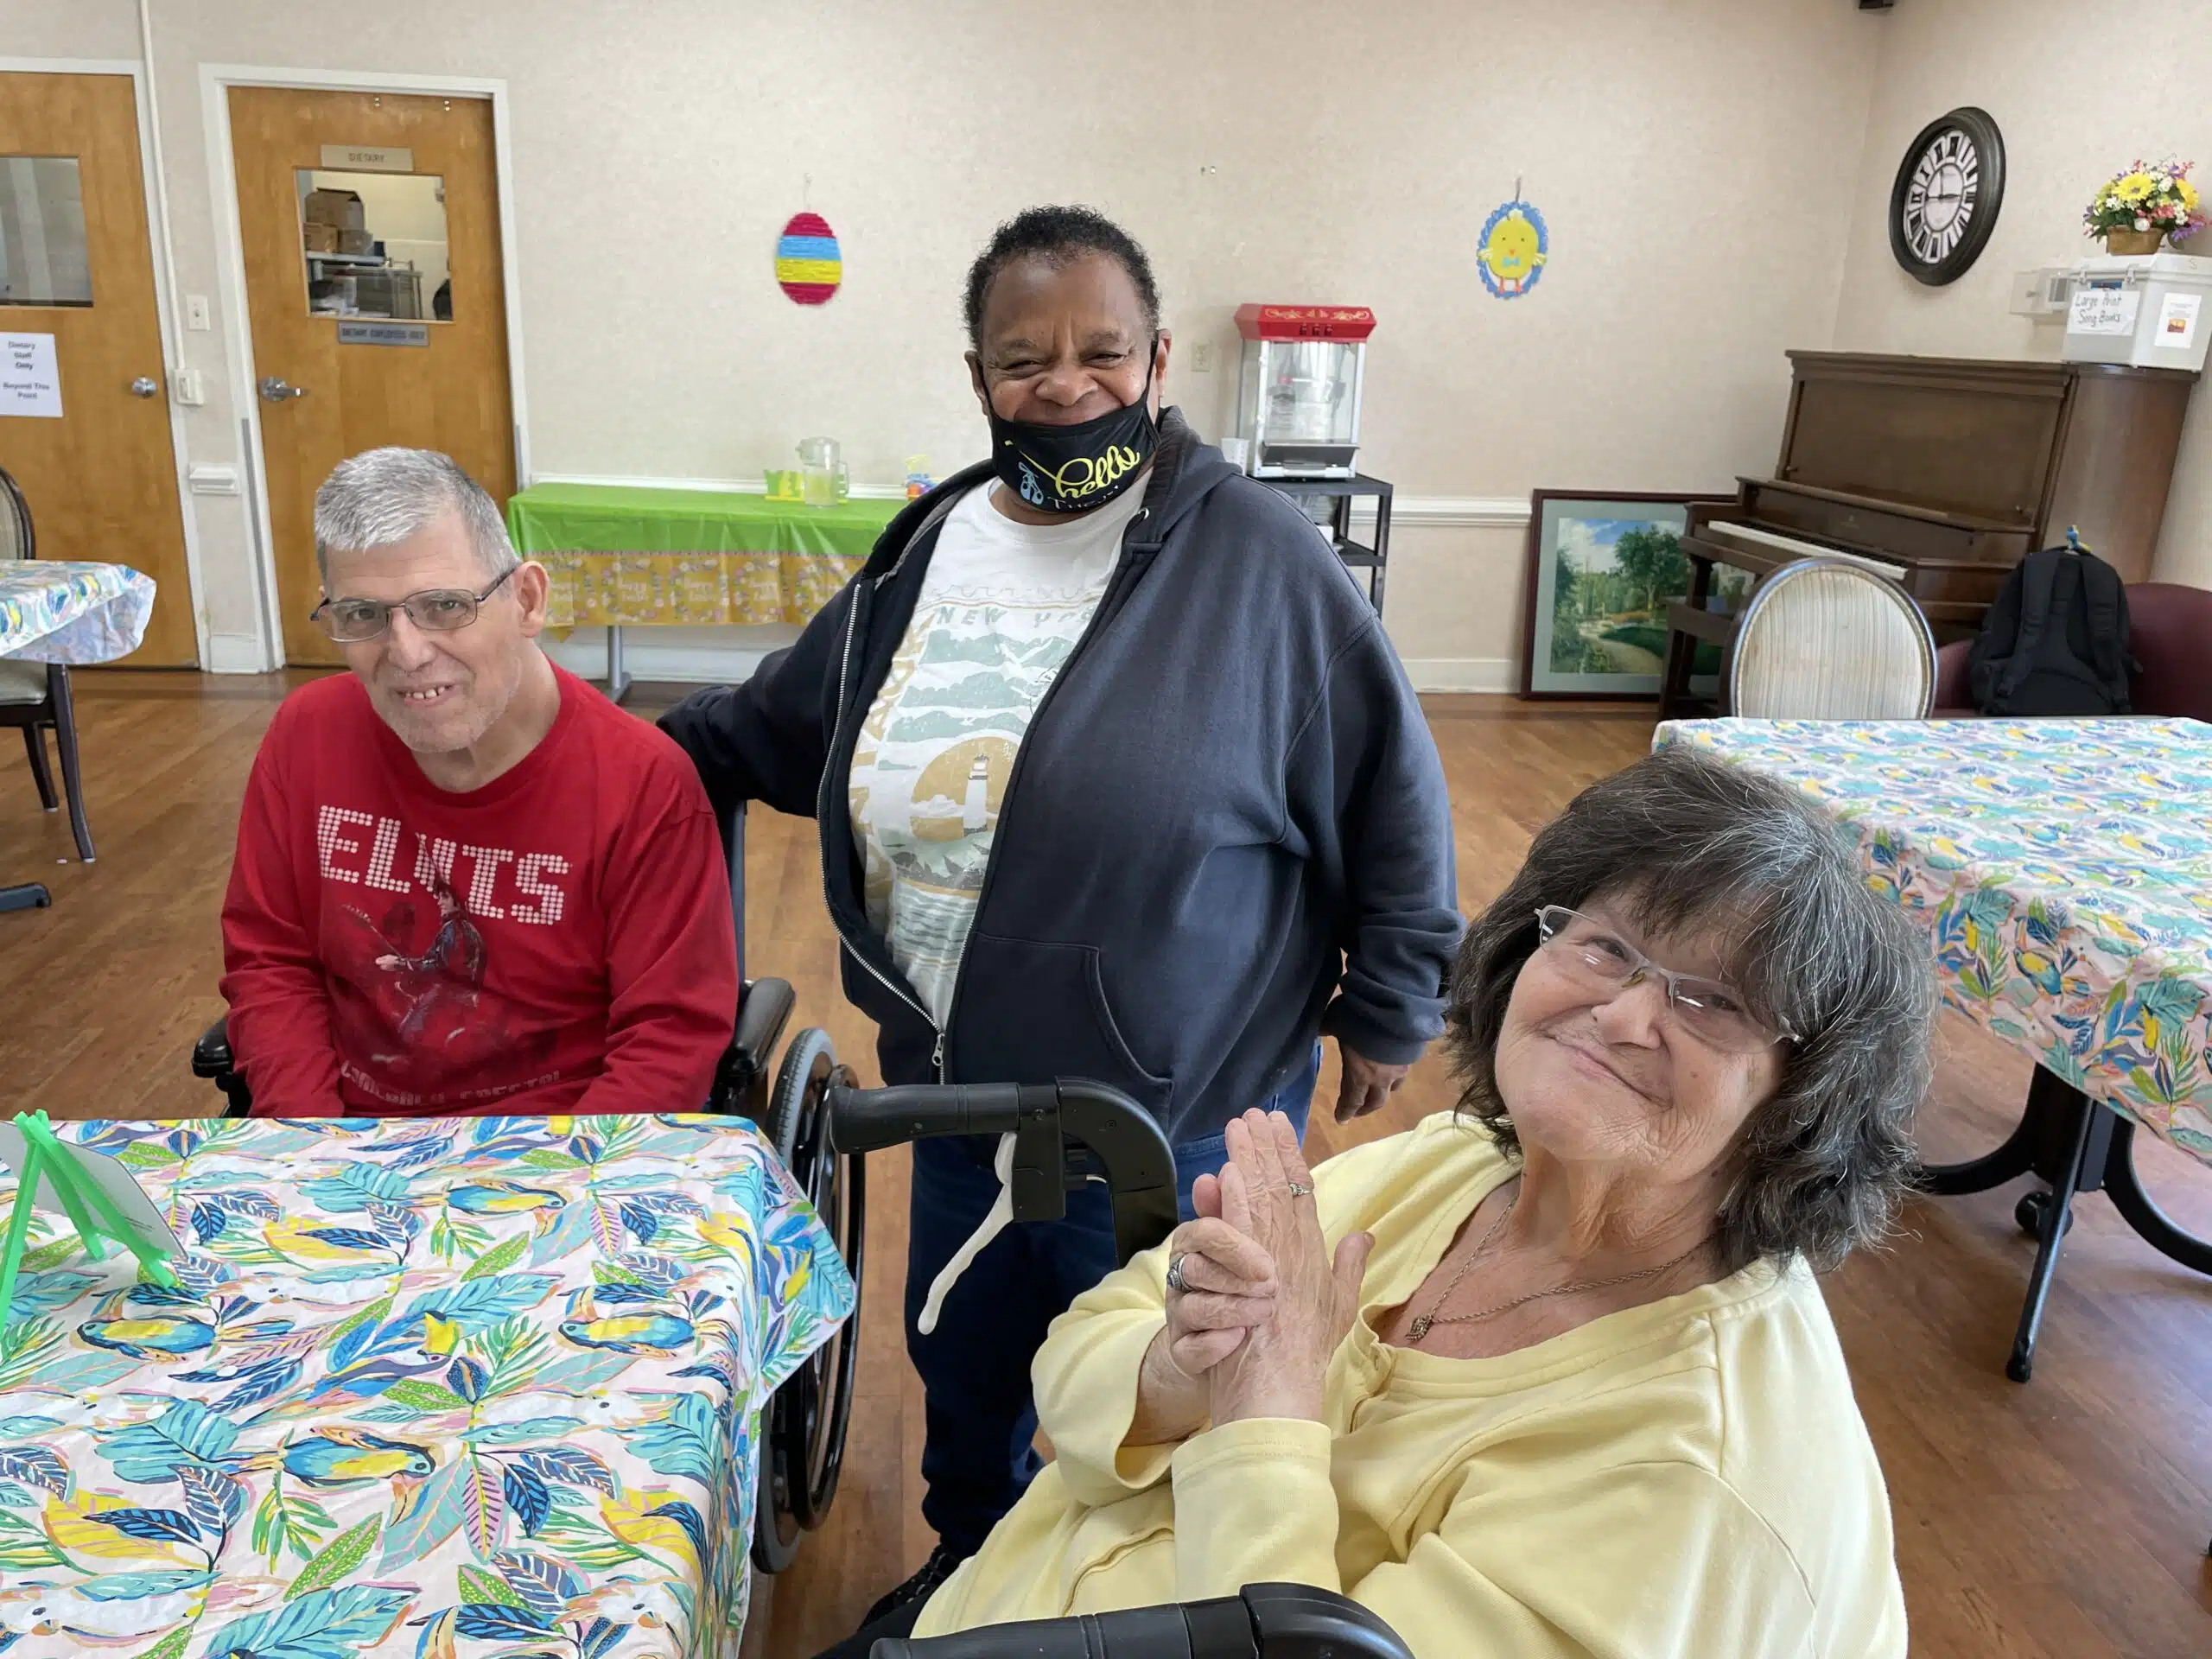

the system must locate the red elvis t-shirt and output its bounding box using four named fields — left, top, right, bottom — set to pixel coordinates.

left=219, top=665, right=737, bottom=1116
